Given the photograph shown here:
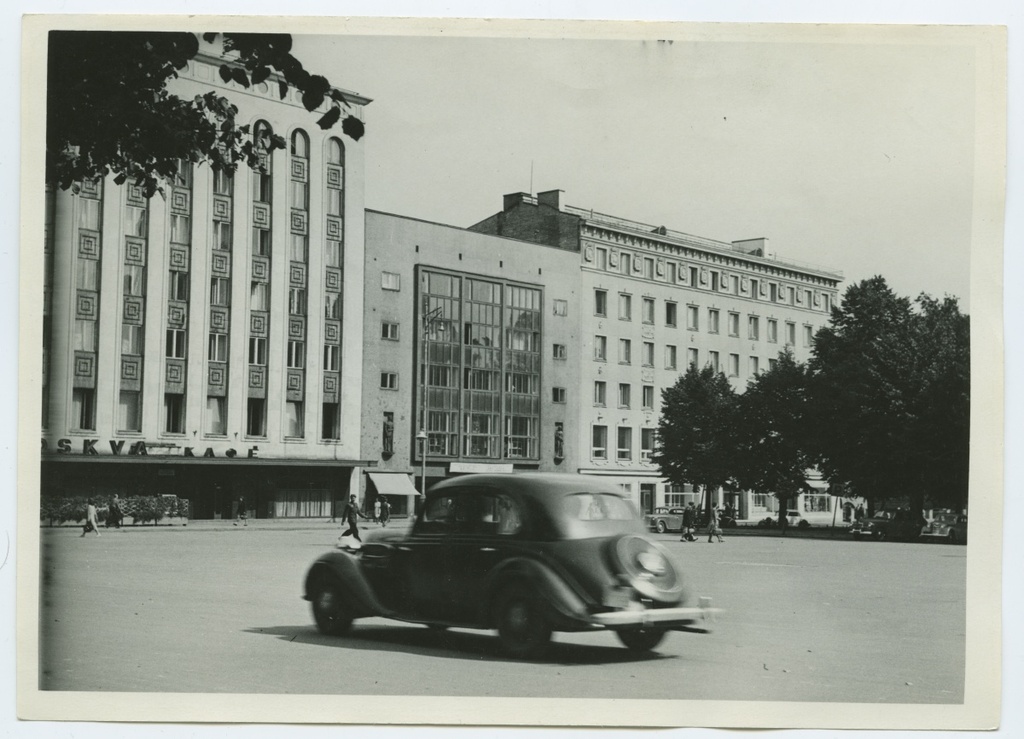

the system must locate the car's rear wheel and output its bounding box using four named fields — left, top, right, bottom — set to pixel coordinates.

left=656, top=520, right=667, bottom=534
left=494, top=588, right=552, bottom=660
left=311, top=577, right=354, bottom=636
left=616, top=627, right=667, bottom=652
